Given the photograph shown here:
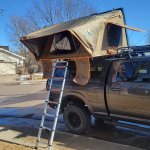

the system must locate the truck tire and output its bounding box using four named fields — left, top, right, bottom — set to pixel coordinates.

left=63, top=105, right=91, bottom=134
